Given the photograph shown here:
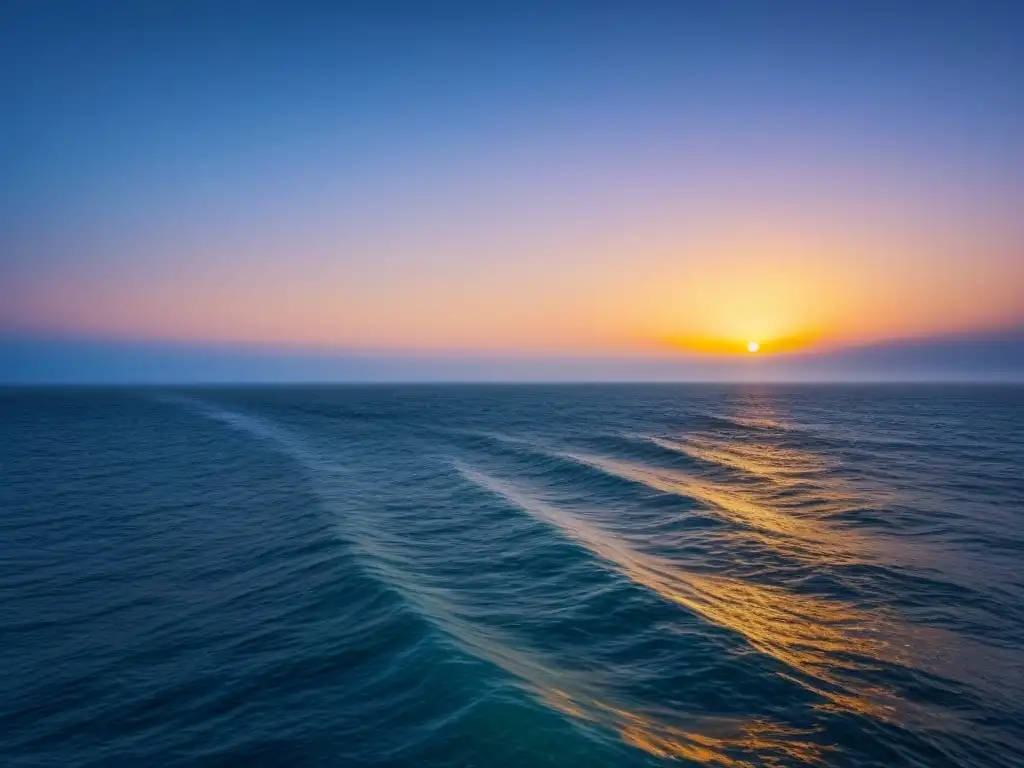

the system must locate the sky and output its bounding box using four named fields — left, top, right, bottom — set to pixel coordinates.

left=2, top=0, right=1023, bottom=382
